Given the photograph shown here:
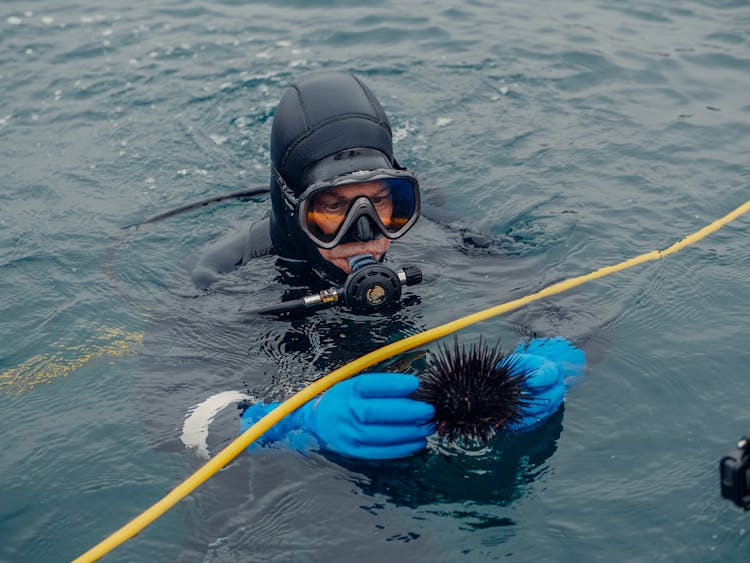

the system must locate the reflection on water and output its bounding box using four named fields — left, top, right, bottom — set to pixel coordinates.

left=169, top=407, right=564, bottom=562
left=347, top=410, right=563, bottom=510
